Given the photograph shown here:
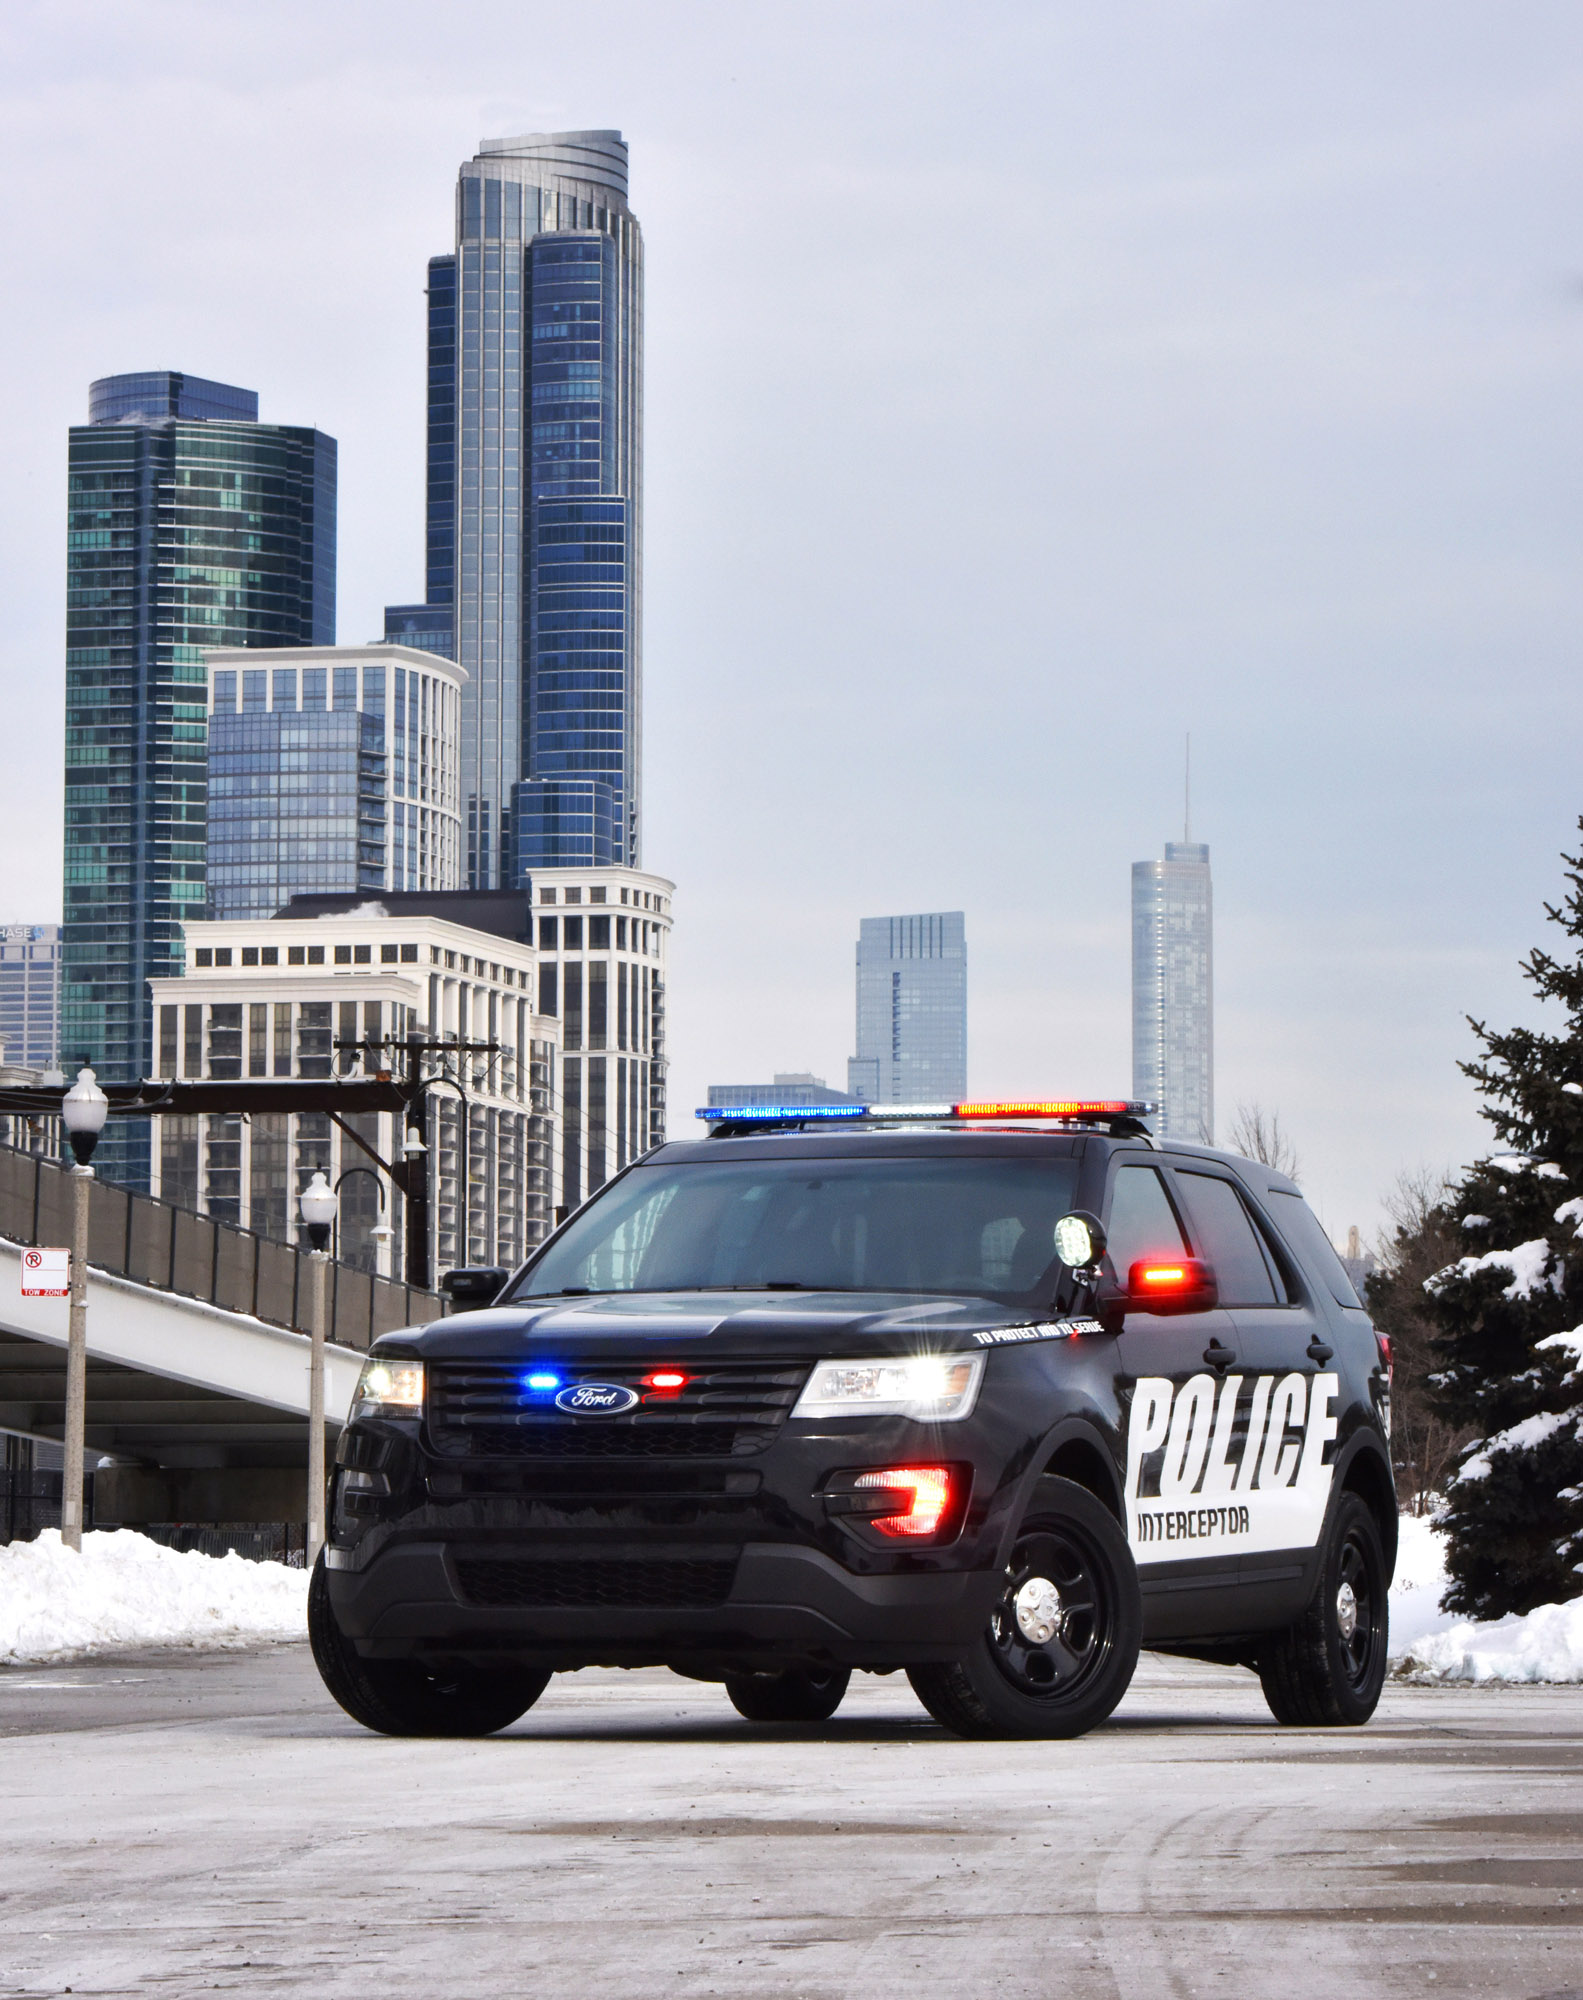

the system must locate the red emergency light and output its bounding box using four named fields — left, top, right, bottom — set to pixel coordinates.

left=952, top=1099, right=1147, bottom=1120
left=853, top=1466, right=955, bottom=1539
